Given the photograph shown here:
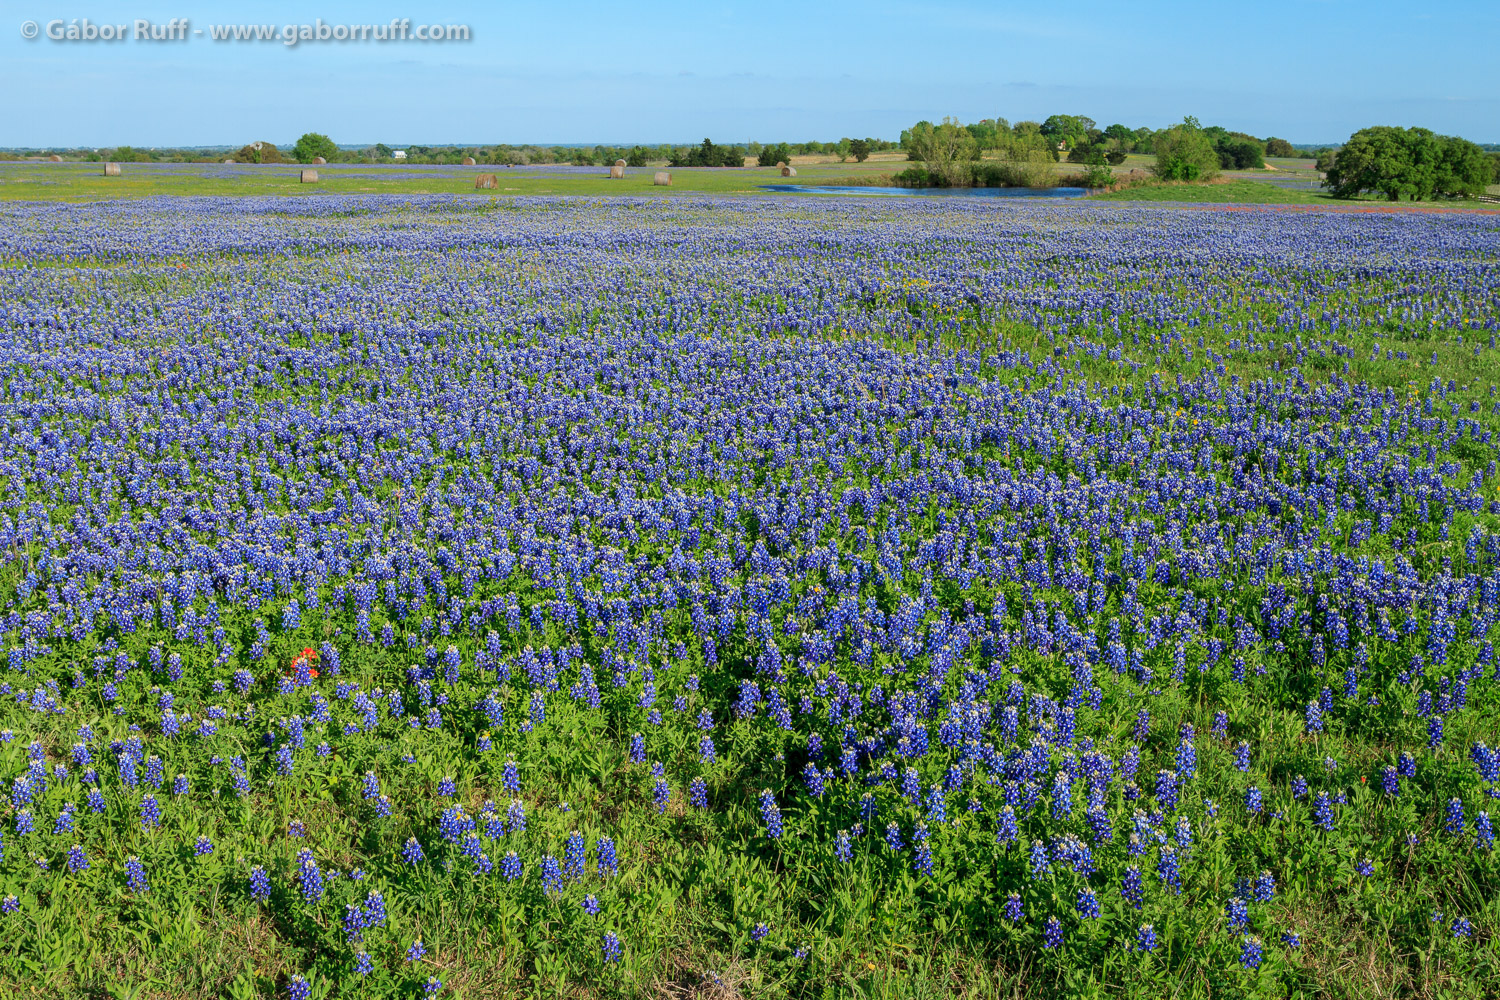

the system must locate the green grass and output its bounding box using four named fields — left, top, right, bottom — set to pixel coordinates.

left=1090, top=178, right=1499, bottom=210
left=0, top=162, right=896, bottom=202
